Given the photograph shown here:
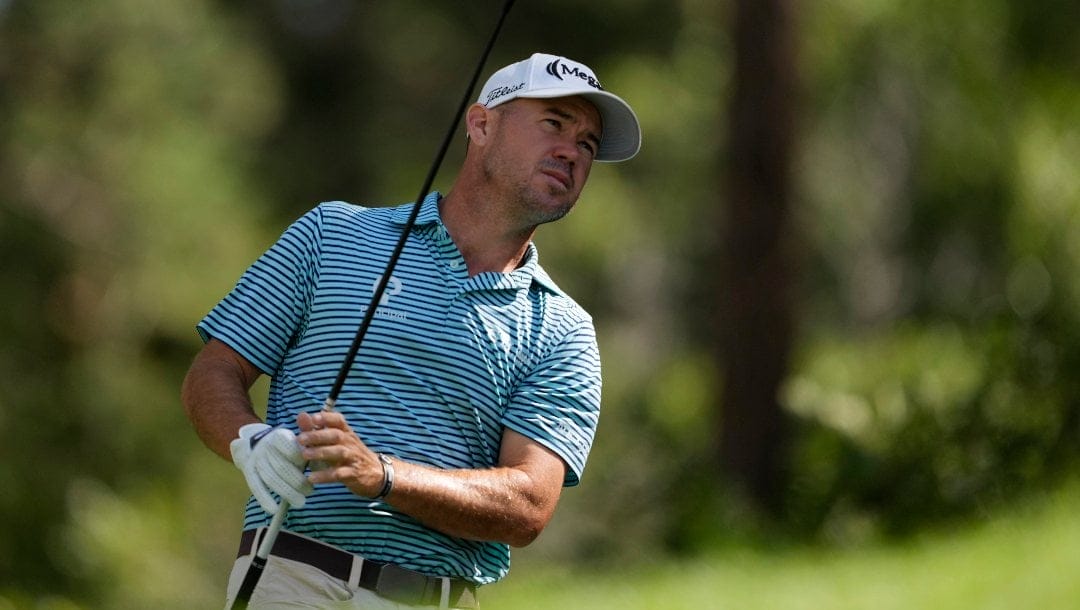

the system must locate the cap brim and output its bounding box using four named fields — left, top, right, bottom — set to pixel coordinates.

left=512, top=88, right=641, bottom=162
left=582, top=91, right=642, bottom=162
